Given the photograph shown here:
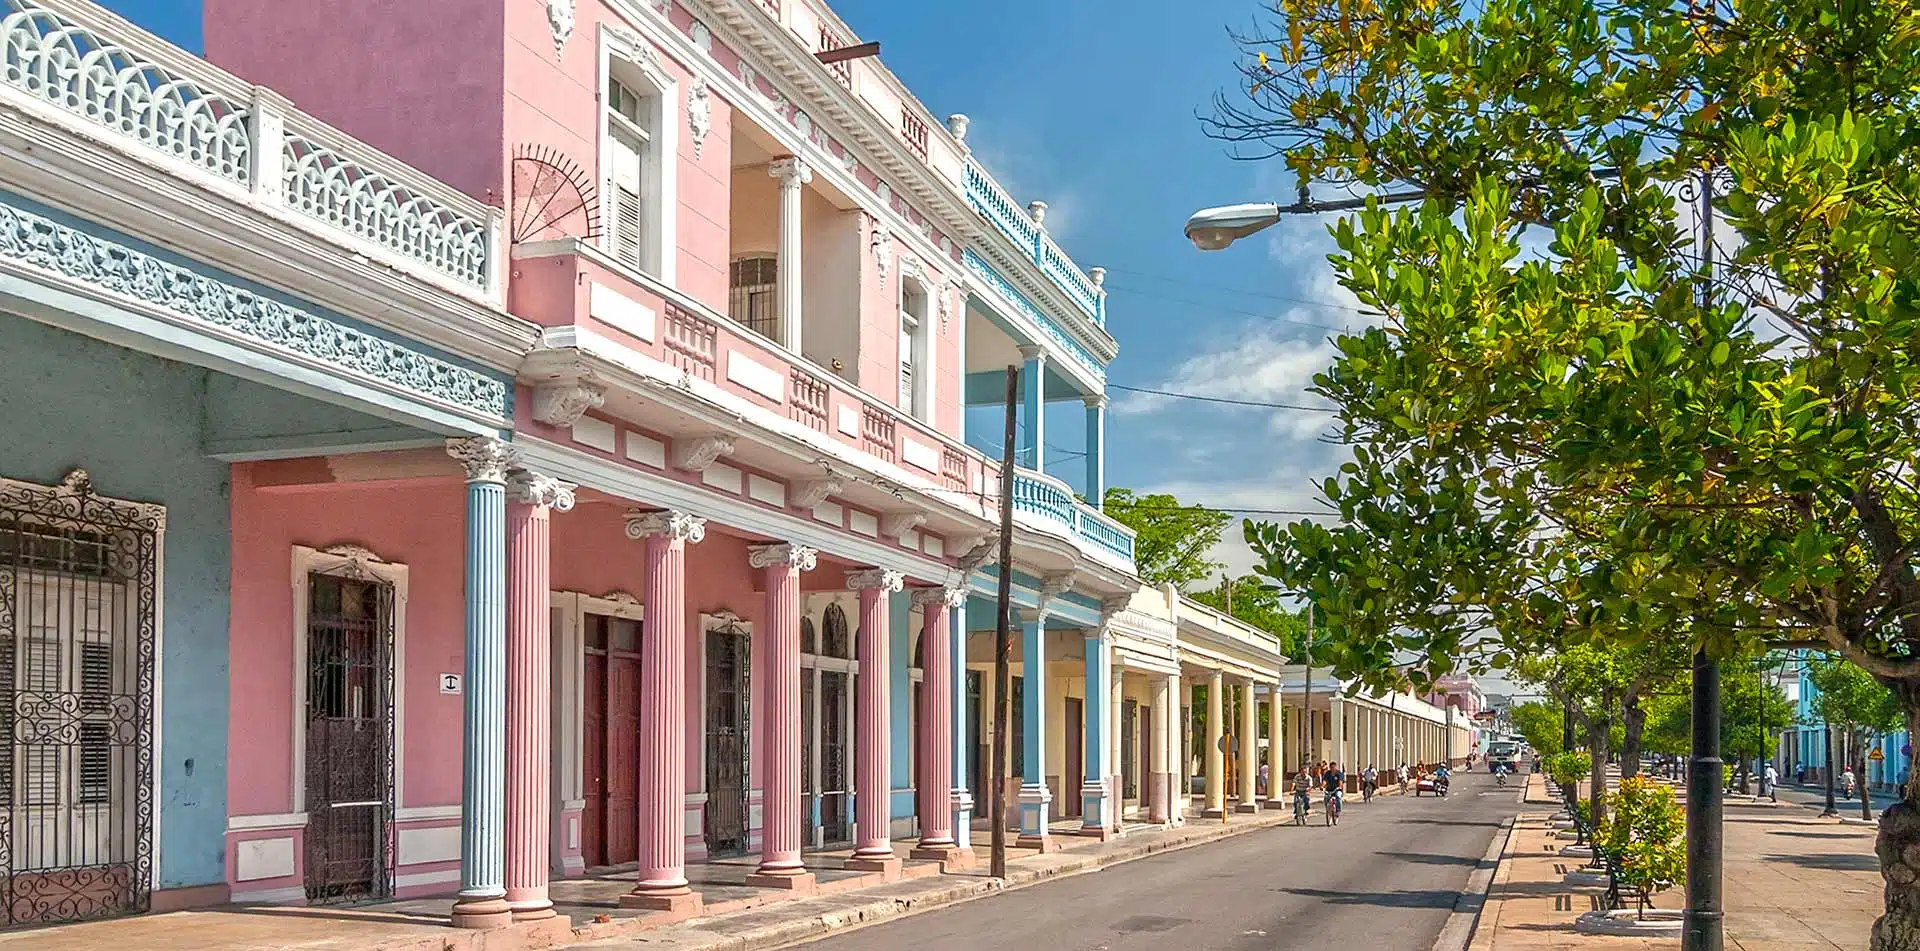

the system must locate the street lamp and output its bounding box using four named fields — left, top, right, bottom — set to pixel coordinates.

left=1184, top=202, right=1284, bottom=251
